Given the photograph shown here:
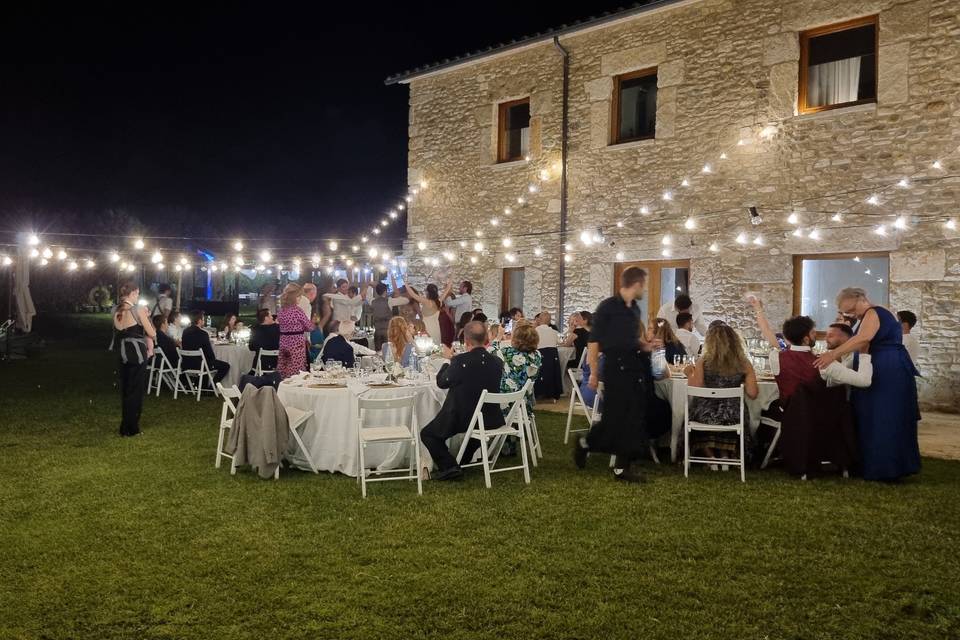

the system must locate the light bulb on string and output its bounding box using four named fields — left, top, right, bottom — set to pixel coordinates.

left=564, top=243, right=573, bottom=251
left=945, top=219, right=957, bottom=231
left=67, top=261, right=78, bottom=272
left=134, top=238, right=145, bottom=250
left=389, top=211, right=398, bottom=219
left=661, top=235, right=672, bottom=246
left=866, top=194, right=880, bottom=206
left=708, top=242, right=719, bottom=253
left=505, top=253, right=516, bottom=263
left=931, top=160, right=942, bottom=170
left=504, top=207, right=512, bottom=216
left=328, top=241, right=338, bottom=251
left=233, top=241, right=243, bottom=251
left=680, top=179, right=690, bottom=187
left=234, top=256, right=245, bottom=266
left=533, top=247, right=543, bottom=257
left=719, top=152, right=728, bottom=160
left=459, top=241, right=467, bottom=248
left=126, top=263, right=135, bottom=272
left=380, top=219, right=388, bottom=227
left=615, top=251, right=624, bottom=261
left=470, top=255, right=478, bottom=264
left=736, top=233, right=748, bottom=245
left=616, top=221, right=624, bottom=228
left=351, top=245, right=358, bottom=252
left=397, top=203, right=405, bottom=211
left=897, top=178, right=910, bottom=188
left=787, top=212, right=799, bottom=225
left=40, top=258, right=49, bottom=266
left=27, top=234, right=40, bottom=246
left=417, top=240, right=427, bottom=251
left=684, top=217, right=696, bottom=230
left=579, top=230, right=593, bottom=246
left=490, top=217, right=499, bottom=226
left=564, top=254, right=572, bottom=263
left=151, top=251, right=162, bottom=264
left=475, top=230, right=483, bottom=238
left=210, top=264, right=218, bottom=273
left=701, top=164, right=712, bottom=174
left=517, top=196, right=526, bottom=205
left=405, top=195, right=412, bottom=203
left=373, top=228, right=381, bottom=235
left=528, top=184, right=539, bottom=194
left=792, top=227, right=804, bottom=238
left=874, top=225, right=888, bottom=236
left=259, top=250, right=271, bottom=262
left=831, top=213, right=843, bottom=222
left=57, top=249, right=67, bottom=261
left=661, top=248, right=672, bottom=258
left=473, top=241, right=484, bottom=252
left=42, top=247, right=53, bottom=259
left=808, top=228, right=821, bottom=241
left=85, top=259, right=96, bottom=269
left=361, top=236, right=368, bottom=243
left=30, top=248, right=40, bottom=258
left=662, top=191, right=673, bottom=201
left=752, top=235, right=764, bottom=246
left=157, top=263, right=165, bottom=271
left=502, top=237, right=512, bottom=248
left=420, top=179, right=428, bottom=189
left=110, top=252, right=120, bottom=263
left=368, top=247, right=379, bottom=258
left=640, top=205, right=650, bottom=215
left=175, top=264, right=182, bottom=272
left=894, top=216, right=908, bottom=230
